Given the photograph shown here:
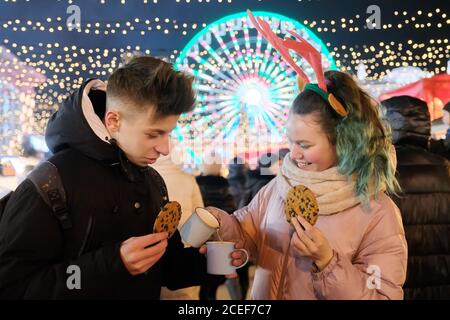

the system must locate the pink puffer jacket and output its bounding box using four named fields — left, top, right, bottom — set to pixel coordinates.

left=212, top=179, right=408, bottom=300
